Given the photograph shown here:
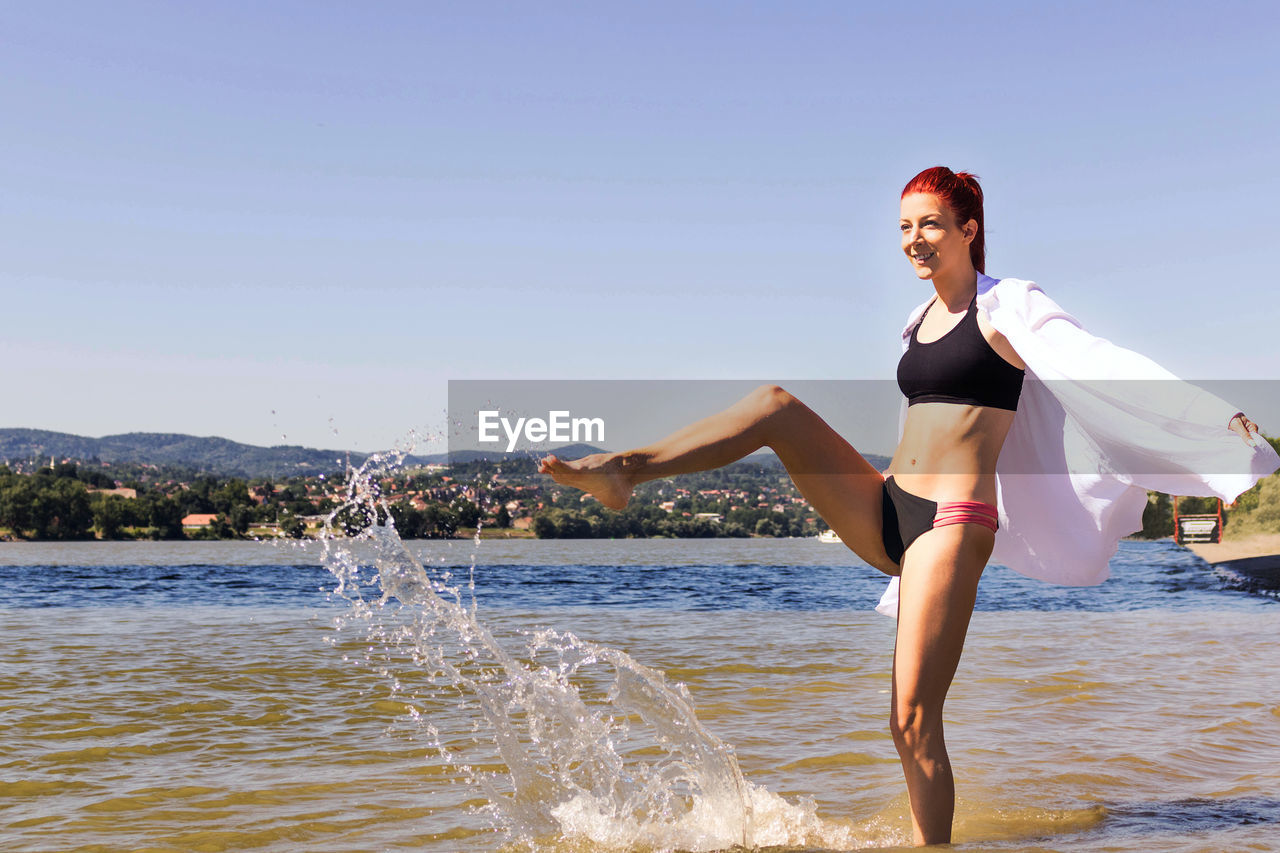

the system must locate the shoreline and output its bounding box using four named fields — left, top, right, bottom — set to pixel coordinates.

left=1186, top=532, right=1280, bottom=564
